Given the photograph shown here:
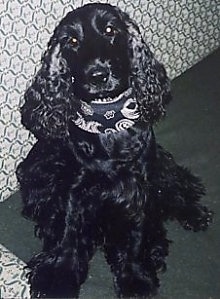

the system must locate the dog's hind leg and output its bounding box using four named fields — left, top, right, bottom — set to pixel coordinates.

left=150, top=144, right=213, bottom=231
